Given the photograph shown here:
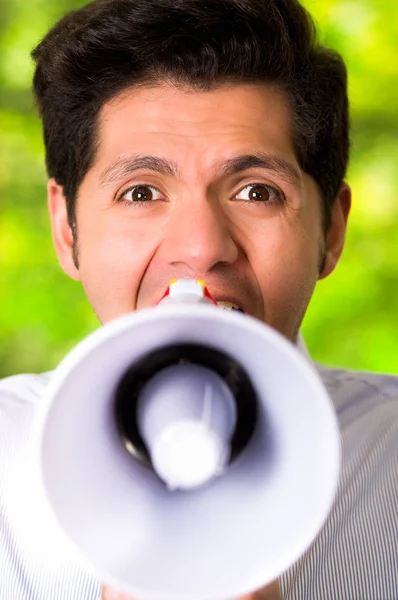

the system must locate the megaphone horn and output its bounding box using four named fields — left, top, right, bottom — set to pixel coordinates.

left=36, top=279, right=340, bottom=600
